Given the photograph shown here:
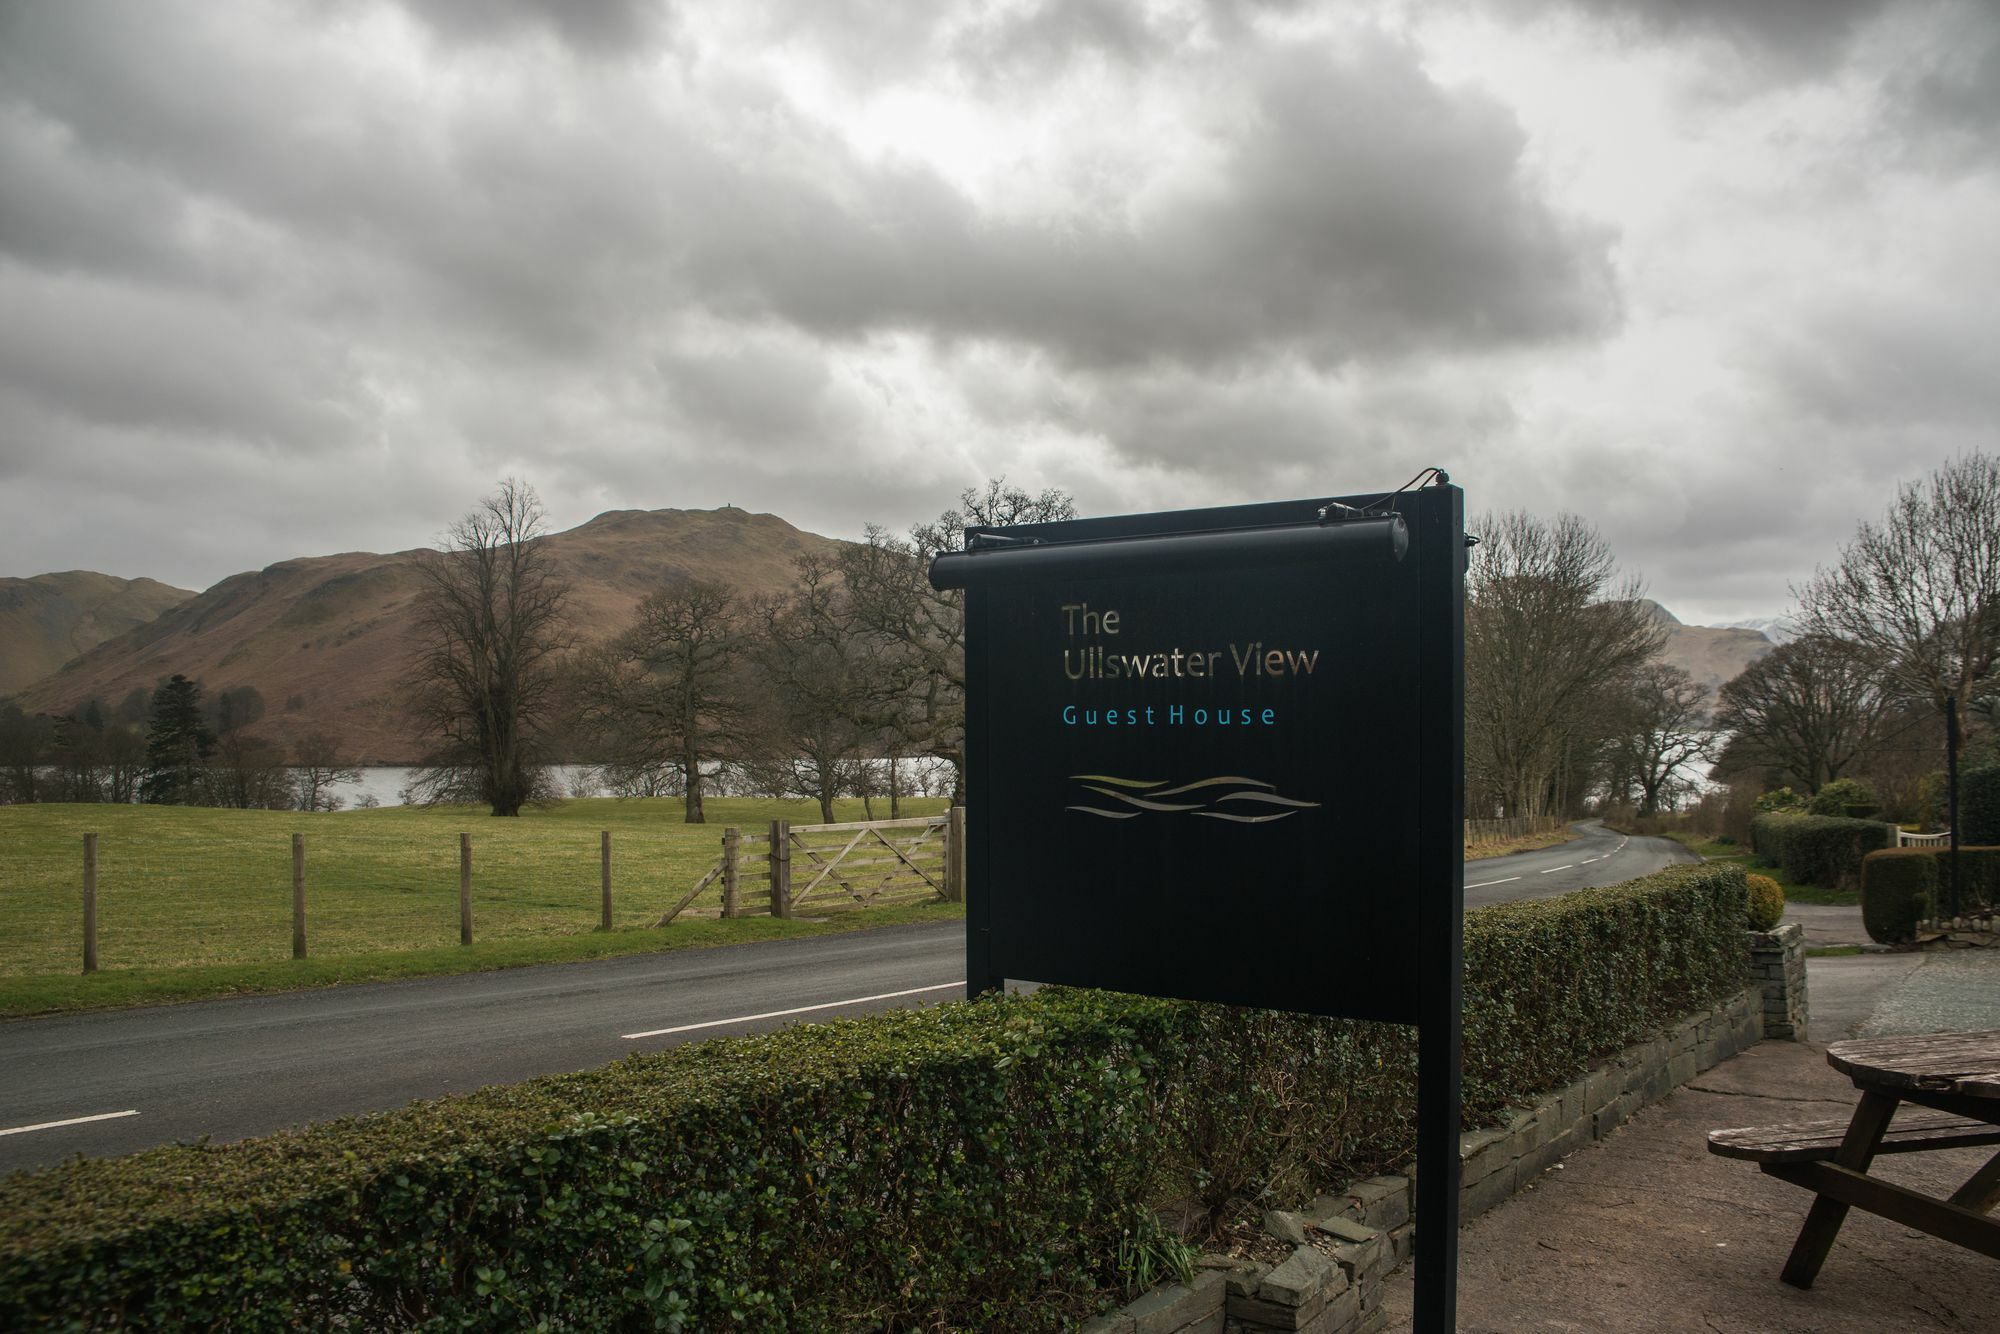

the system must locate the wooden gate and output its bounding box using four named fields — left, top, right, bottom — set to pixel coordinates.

left=654, top=810, right=964, bottom=926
